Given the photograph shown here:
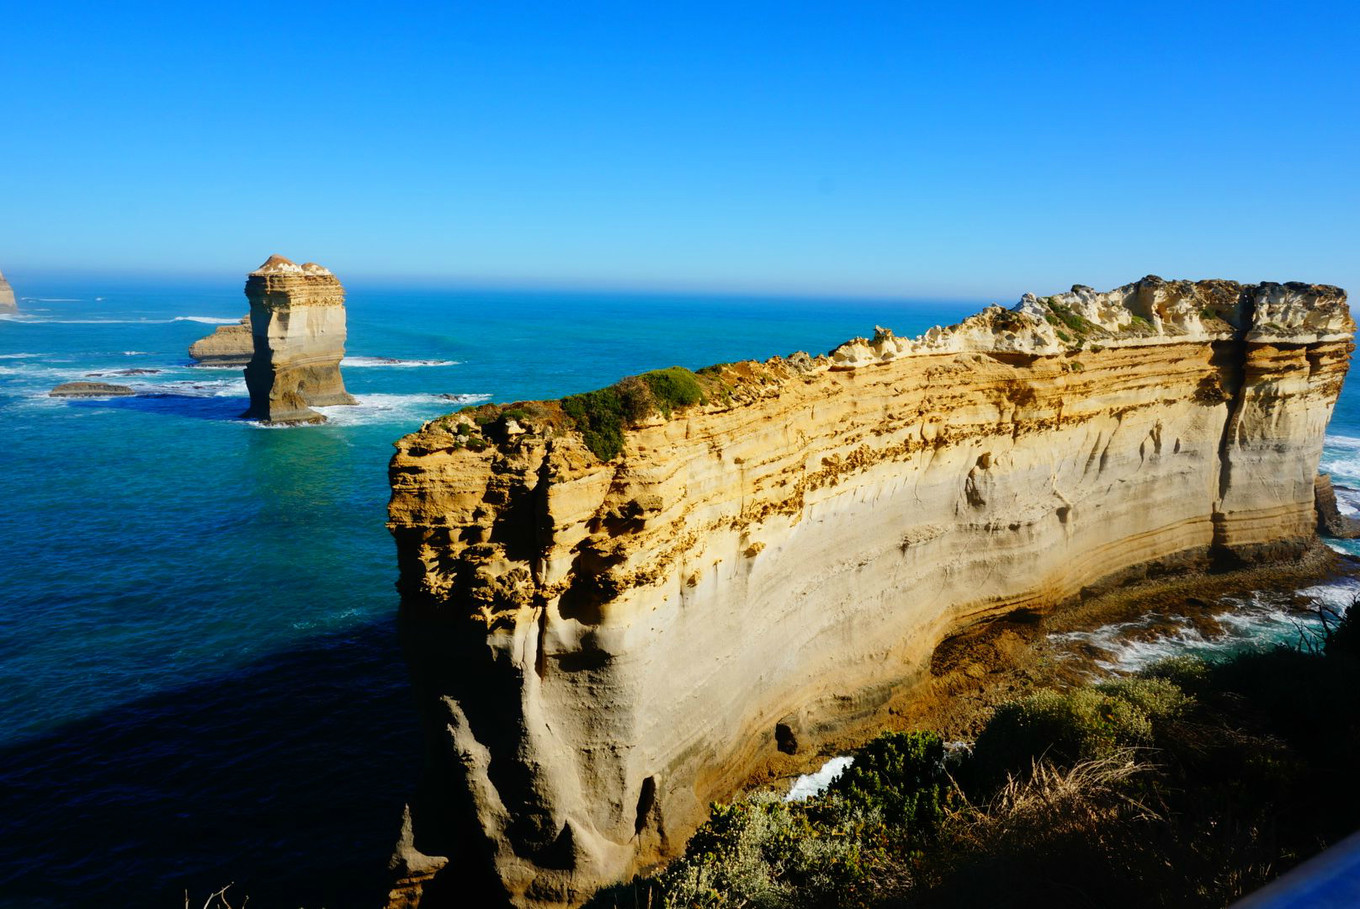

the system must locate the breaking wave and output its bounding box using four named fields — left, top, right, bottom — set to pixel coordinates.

left=1050, top=577, right=1360, bottom=675
left=341, top=357, right=459, bottom=368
